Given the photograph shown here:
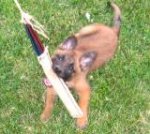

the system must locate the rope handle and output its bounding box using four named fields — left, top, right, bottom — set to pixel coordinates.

left=13, top=0, right=49, bottom=39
